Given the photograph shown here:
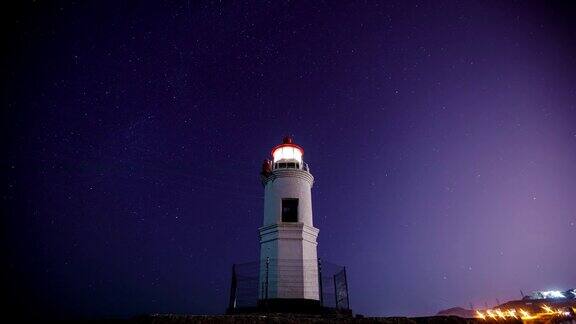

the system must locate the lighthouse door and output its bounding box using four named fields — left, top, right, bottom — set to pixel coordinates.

left=281, top=198, right=298, bottom=222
